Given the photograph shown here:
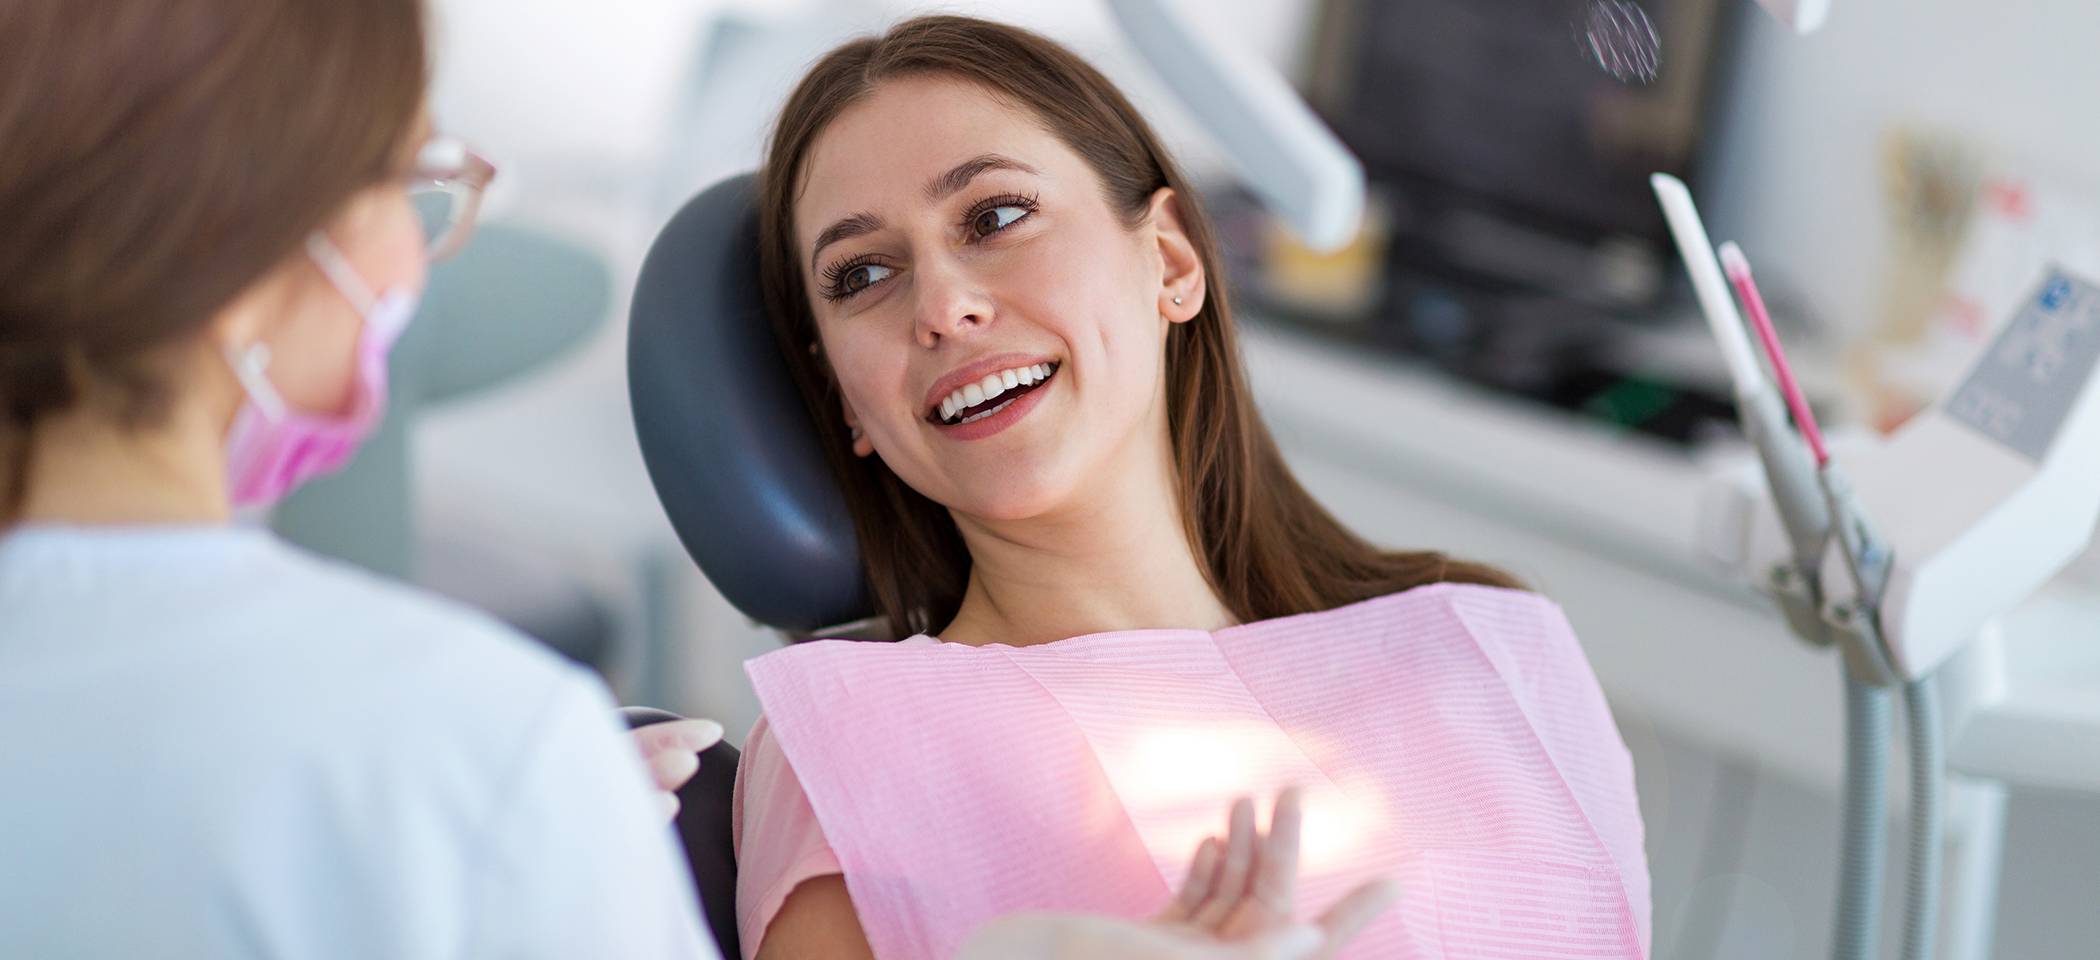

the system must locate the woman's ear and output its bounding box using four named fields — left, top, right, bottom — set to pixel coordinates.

left=840, top=394, right=875, bottom=457
left=1148, top=187, right=1206, bottom=323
